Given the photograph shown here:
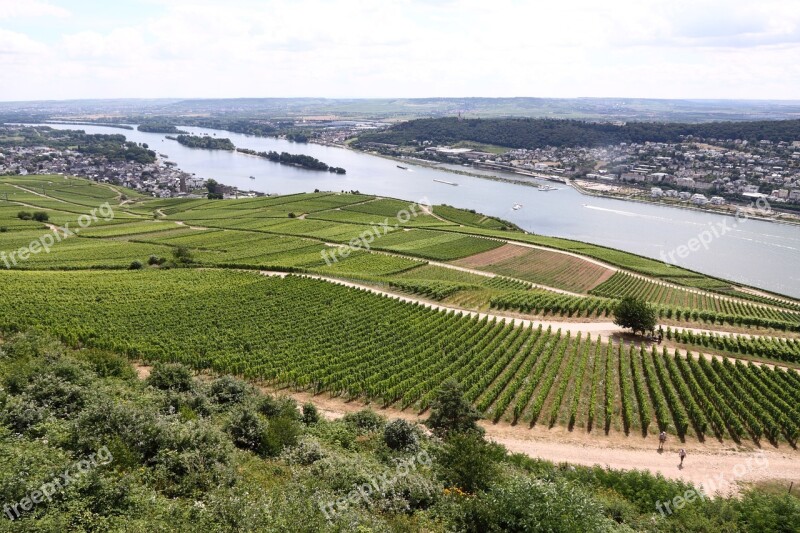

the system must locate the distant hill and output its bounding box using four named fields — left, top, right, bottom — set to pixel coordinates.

left=355, top=117, right=800, bottom=149
left=3, top=97, right=800, bottom=122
